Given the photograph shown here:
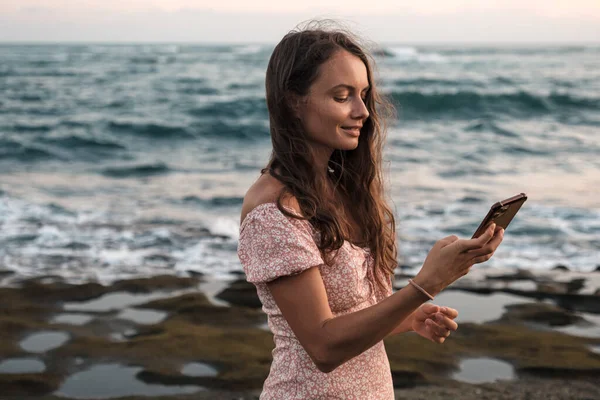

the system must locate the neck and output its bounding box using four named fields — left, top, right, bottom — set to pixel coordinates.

left=309, top=143, right=334, bottom=181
